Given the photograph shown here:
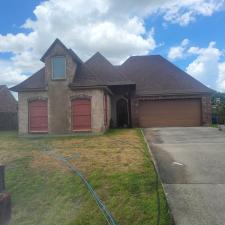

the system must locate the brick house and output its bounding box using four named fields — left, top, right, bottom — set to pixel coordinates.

left=0, top=85, right=18, bottom=130
left=10, top=39, right=213, bottom=135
